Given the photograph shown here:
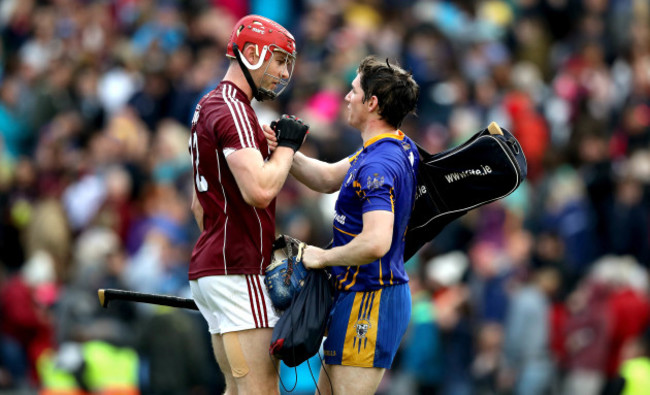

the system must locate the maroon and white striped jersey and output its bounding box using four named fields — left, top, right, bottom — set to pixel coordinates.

left=188, top=81, right=275, bottom=279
